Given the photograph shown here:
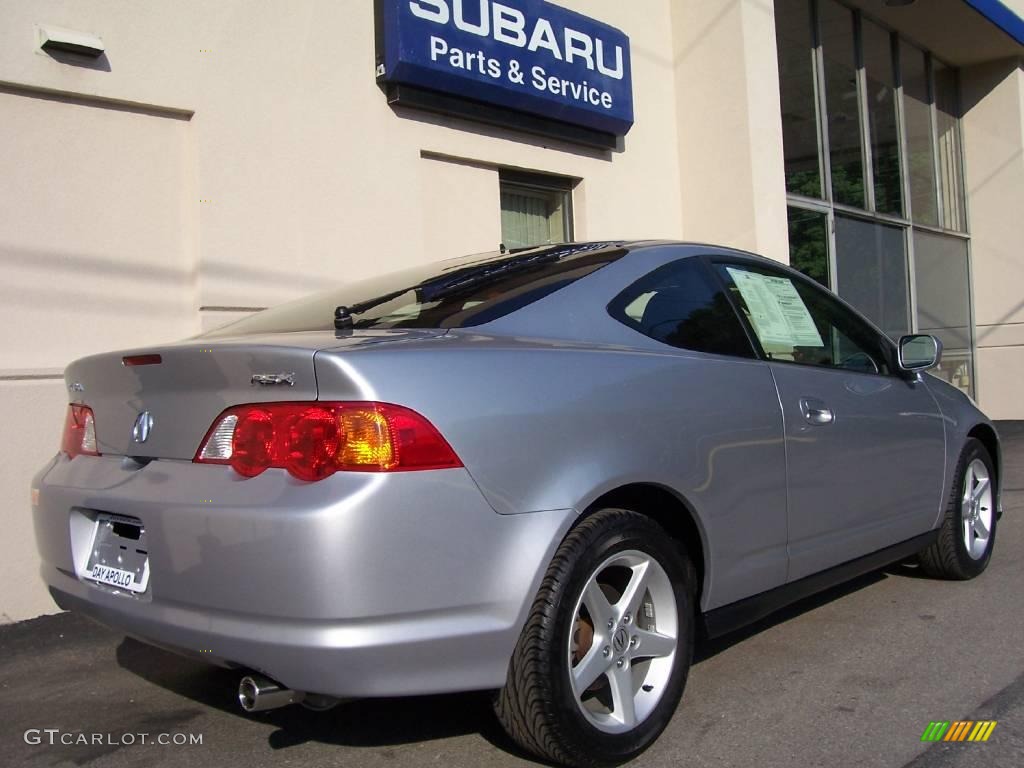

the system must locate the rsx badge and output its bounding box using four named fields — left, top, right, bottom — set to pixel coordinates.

left=250, top=373, right=296, bottom=387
